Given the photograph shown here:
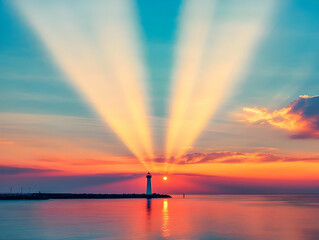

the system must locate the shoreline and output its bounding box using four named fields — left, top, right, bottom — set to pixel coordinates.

left=0, top=193, right=172, bottom=200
